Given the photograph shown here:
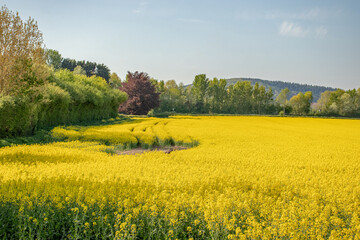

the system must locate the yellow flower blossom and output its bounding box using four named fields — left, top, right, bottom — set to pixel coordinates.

left=0, top=116, right=359, bottom=238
